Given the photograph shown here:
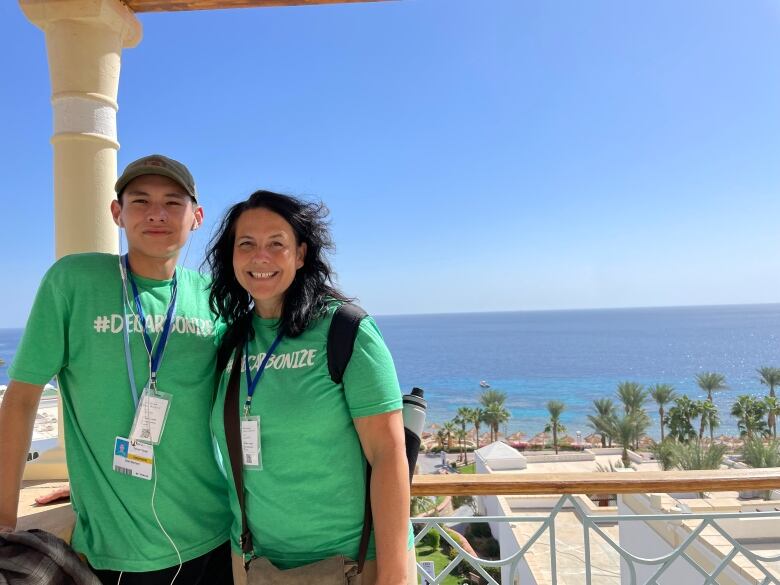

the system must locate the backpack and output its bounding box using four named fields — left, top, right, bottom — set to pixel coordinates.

left=326, top=303, right=367, bottom=384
